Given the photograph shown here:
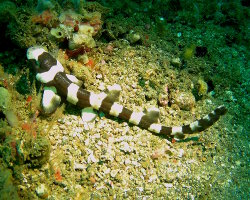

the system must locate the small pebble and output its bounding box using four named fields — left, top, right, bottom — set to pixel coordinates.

left=172, top=92, right=195, bottom=111
left=36, top=184, right=48, bottom=199
left=164, top=183, right=173, bottom=188
left=98, top=83, right=105, bottom=91
left=58, top=118, right=65, bottom=124
left=88, top=153, right=98, bottom=163
left=171, top=57, right=182, bottom=68
left=62, top=136, right=69, bottom=143
left=74, top=163, right=86, bottom=170
left=124, top=158, right=131, bottom=165
left=65, top=121, right=72, bottom=126
left=110, top=169, right=119, bottom=178
left=148, top=174, right=158, bottom=183
left=59, top=125, right=66, bottom=130
left=178, top=149, right=185, bottom=158
left=235, top=160, right=241, bottom=166
left=202, top=157, right=207, bottom=162
left=120, top=141, right=133, bottom=153
left=96, top=74, right=102, bottom=79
